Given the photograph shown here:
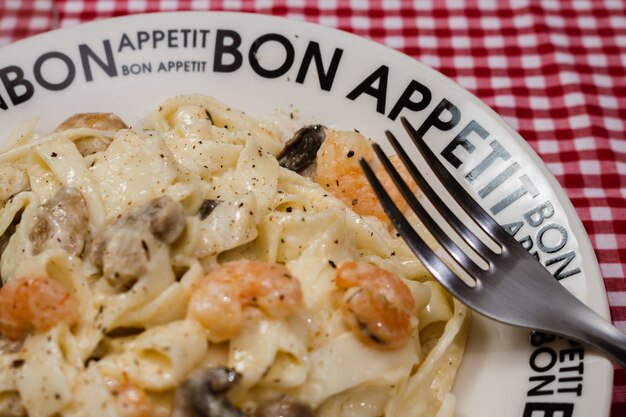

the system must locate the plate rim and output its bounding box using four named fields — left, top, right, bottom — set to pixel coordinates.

left=0, top=10, right=614, bottom=416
